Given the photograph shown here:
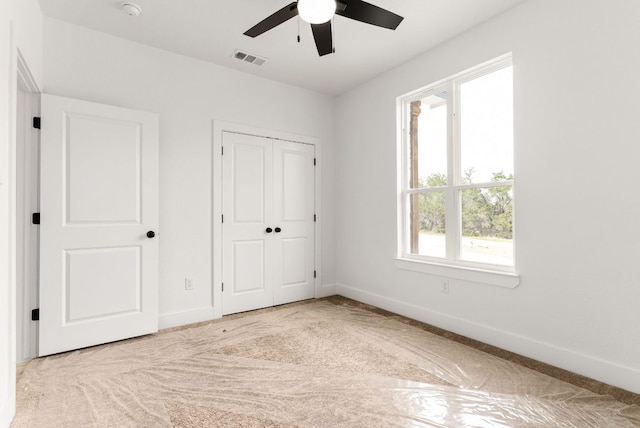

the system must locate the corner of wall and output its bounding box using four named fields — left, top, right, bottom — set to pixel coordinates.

left=158, top=307, right=215, bottom=330
left=335, top=283, right=640, bottom=394
left=316, top=283, right=337, bottom=298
